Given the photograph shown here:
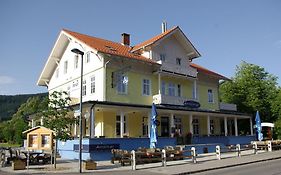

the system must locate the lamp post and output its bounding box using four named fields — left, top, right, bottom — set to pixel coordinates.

left=71, top=48, right=84, bottom=173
